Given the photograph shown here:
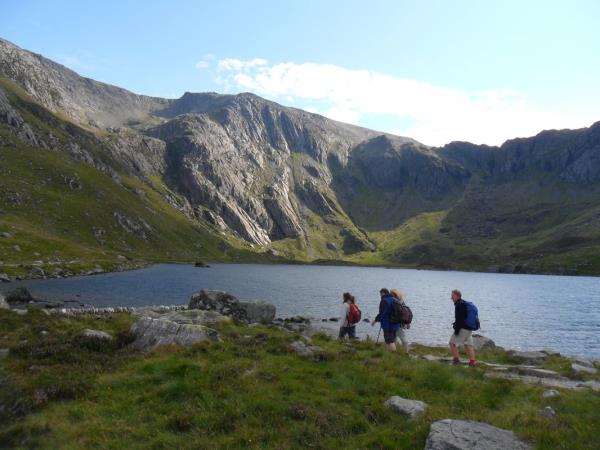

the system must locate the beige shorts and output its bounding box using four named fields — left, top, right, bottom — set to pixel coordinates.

left=449, top=329, right=474, bottom=347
